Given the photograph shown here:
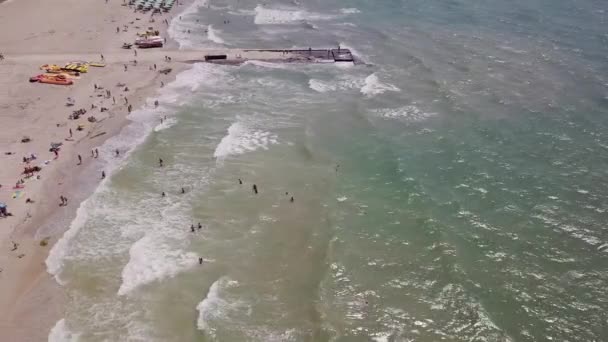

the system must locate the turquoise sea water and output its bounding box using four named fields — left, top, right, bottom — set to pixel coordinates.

left=48, top=0, right=608, bottom=341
